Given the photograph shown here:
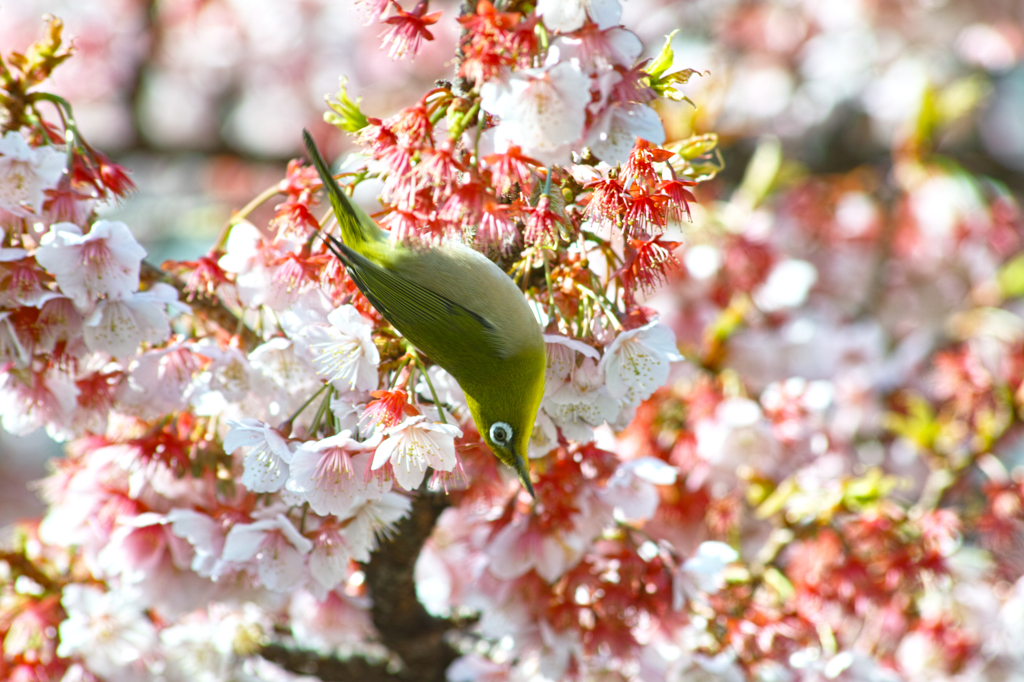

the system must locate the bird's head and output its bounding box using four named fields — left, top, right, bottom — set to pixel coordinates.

left=464, top=356, right=546, bottom=498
